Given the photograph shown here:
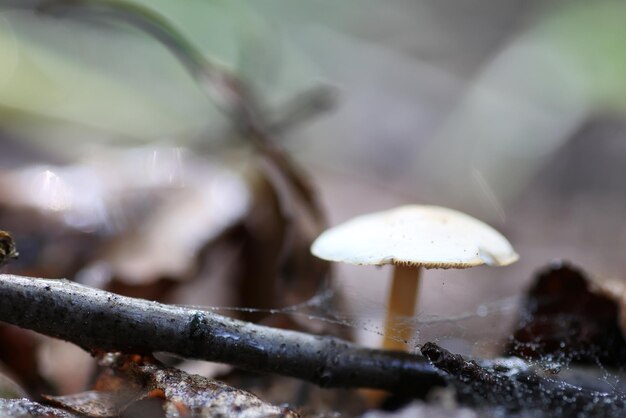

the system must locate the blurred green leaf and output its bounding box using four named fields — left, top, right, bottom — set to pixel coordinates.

left=535, top=1, right=626, bottom=111
left=0, top=0, right=321, bottom=154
